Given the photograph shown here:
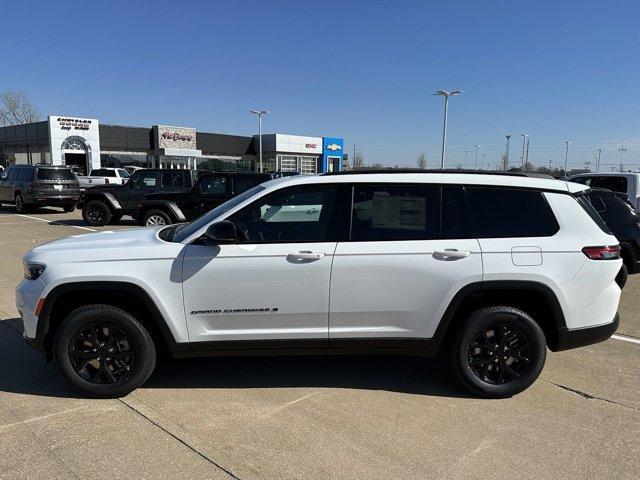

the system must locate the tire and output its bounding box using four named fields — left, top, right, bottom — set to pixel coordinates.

left=142, top=209, right=172, bottom=227
left=63, top=205, right=76, bottom=213
left=451, top=306, right=547, bottom=398
left=53, top=304, right=156, bottom=398
left=616, top=264, right=628, bottom=289
left=15, top=193, right=28, bottom=213
left=82, top=200, right=112, bottom=226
